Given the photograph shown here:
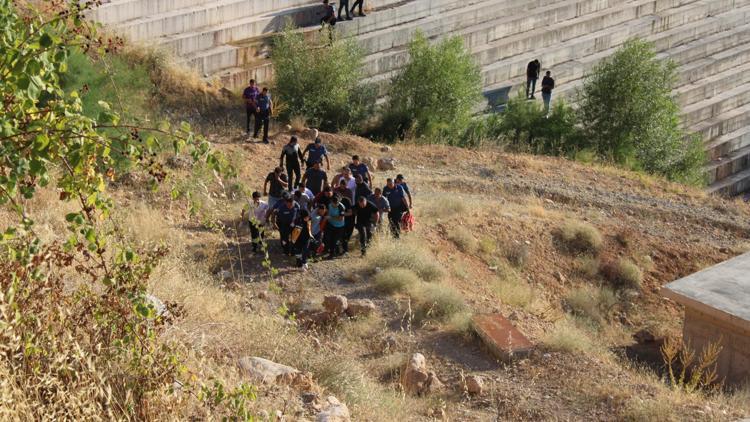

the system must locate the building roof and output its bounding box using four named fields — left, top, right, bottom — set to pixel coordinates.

left=661, top=252, right=750, bottom=332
